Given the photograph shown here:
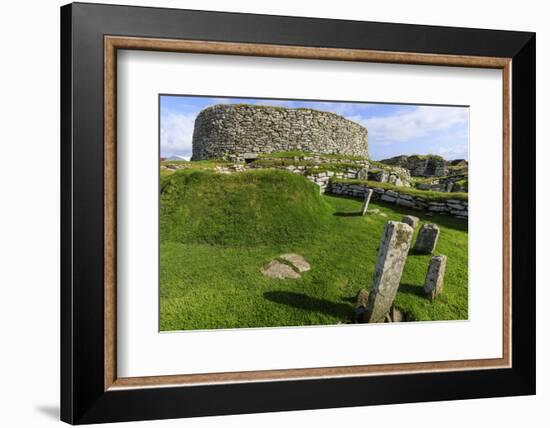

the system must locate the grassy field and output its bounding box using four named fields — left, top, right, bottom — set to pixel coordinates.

left=160, top=169, right=468, bottom=331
